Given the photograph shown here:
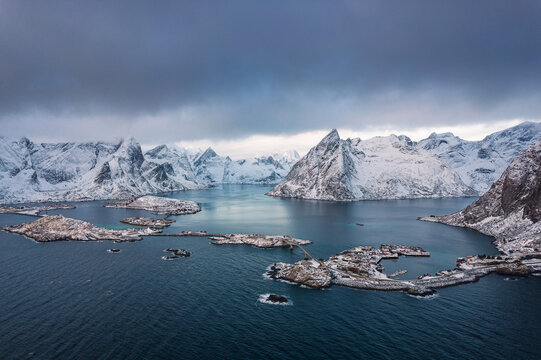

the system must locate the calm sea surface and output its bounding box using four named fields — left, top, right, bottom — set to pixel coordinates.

left=1, top=185, right=540, bottom=359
